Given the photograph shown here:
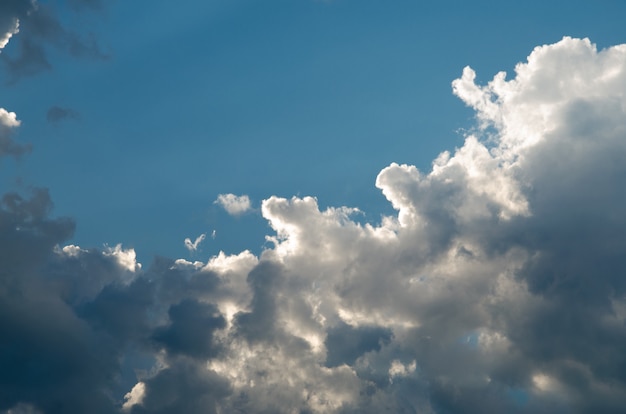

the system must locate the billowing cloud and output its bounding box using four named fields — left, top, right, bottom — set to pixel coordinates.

left=2, top=37, right=626, bottom=413
left=214, top=193, right=252, bottom=216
